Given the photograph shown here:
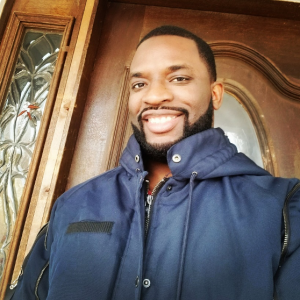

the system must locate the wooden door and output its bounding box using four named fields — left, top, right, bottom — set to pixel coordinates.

left=67, top=2, right=300, bottom=191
